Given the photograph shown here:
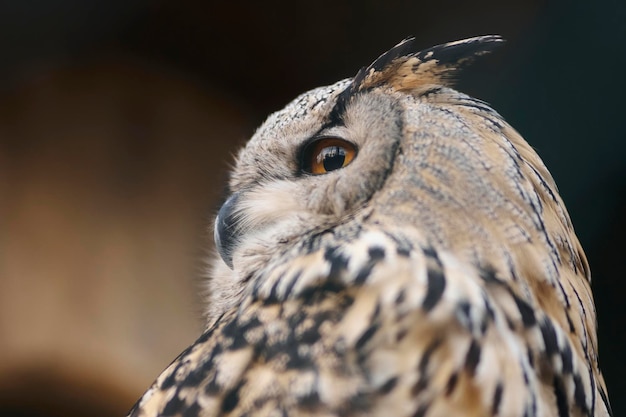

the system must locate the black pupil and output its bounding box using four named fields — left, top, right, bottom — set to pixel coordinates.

left=318, top=146, right=346, bottom=171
